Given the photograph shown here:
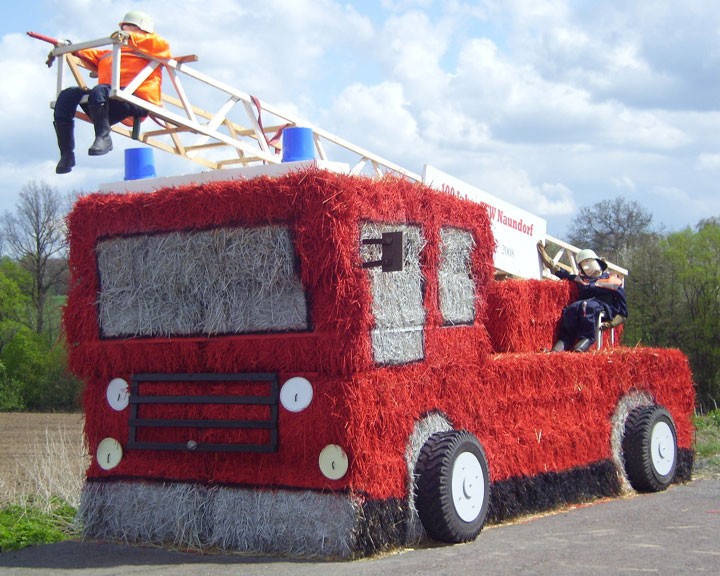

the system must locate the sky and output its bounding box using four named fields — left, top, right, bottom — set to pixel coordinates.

left=1, top=0, right=719, bottom=240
